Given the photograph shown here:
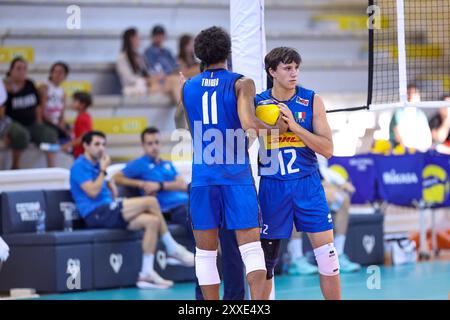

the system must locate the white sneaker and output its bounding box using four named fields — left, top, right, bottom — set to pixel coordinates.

left=168, top=245, right=195, bottom=267
left=136, top=271, right=174, bottom=289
